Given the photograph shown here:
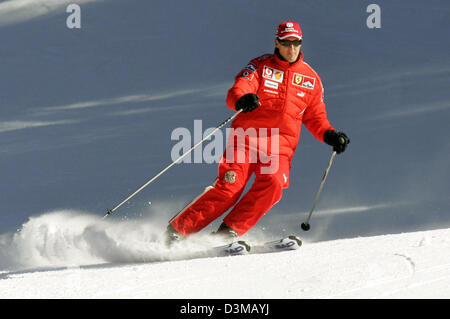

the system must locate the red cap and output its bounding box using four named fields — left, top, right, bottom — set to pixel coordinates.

left=276, top=21, right=302, bottom=40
